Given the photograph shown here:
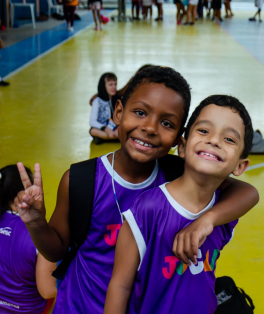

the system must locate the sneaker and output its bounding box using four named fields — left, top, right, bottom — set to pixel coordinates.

left=219, top=17, right=223, bottom=22
left=211, top=17, right=215, bottom=21
left=0, top=80, right=10, bottom=87
left=177, top=20, right=182, bottom=25
left=183, top=22, right=190, bottom=25
left=69, top=26, right=74, bottom=31
left=99, top=25, right=103, bottom=30
left=94, top=137, right=104, bottom=145
left=249, top=17, right=256, bottom=21
left=189, top=22, right=195, bottom=25
left=66, top=22, right=70, bottom=30
left=93, top=26, right=99, bottom=31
